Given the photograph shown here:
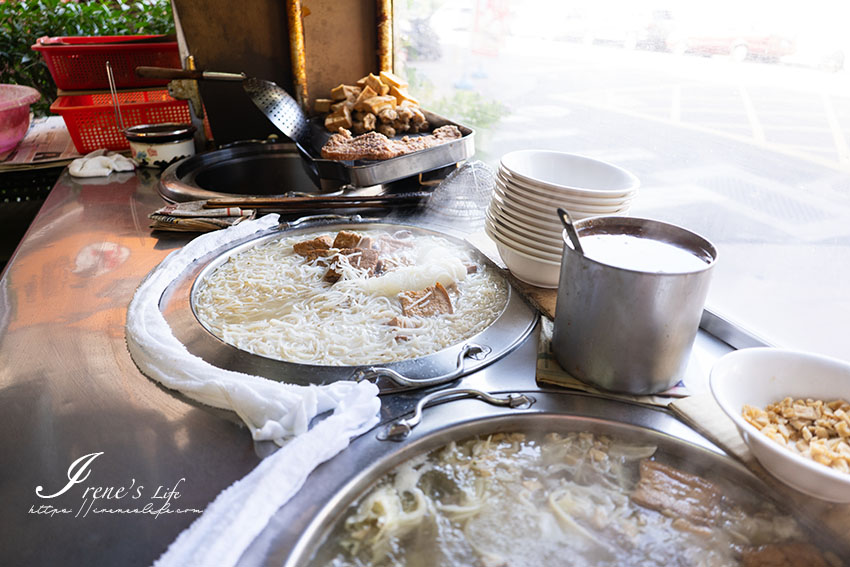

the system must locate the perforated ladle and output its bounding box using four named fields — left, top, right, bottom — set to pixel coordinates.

left=135, top=66, right=311, bottom=144
left=557, top=207, right=584, bottom=255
